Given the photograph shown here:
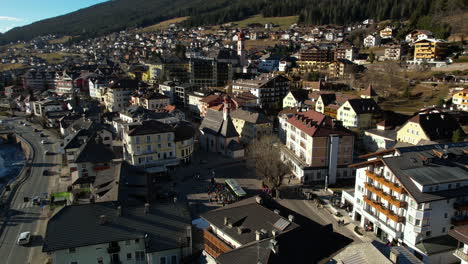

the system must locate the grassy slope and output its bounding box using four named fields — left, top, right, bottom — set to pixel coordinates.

left=231, top=14, right=299, bottom=30
left=49, top=36, right=72, bottom=44
left=139, top=17, right=189, bottom=32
